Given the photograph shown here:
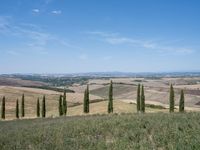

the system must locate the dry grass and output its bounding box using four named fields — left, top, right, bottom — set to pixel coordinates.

left=68, top=100, right=167, bottom=116
left=0, top=86, right=102, bottom=120
left=88, top=78, right=200, bottom=108
left=2, top=77, right=200, bottom=120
